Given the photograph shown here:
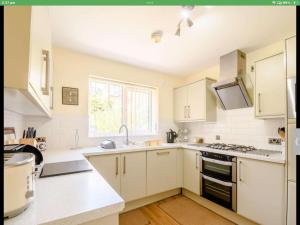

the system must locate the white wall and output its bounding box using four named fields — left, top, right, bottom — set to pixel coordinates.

left=25, top=47, right=182, bottom=149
